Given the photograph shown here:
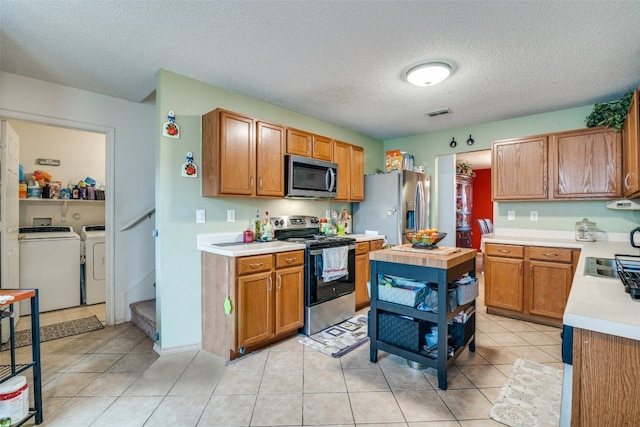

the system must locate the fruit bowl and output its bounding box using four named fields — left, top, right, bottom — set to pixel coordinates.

left=409, top=232, right=447, bottom=249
